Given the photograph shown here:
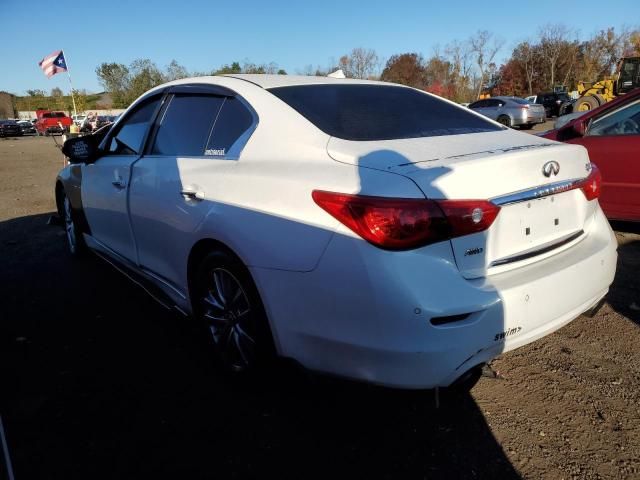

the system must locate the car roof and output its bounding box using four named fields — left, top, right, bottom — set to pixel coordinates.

left=222, top=74, right=392, bottom=89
